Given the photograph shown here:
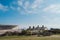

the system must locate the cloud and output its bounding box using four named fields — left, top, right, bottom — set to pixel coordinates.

left=17, top=0, right=44, bottom=14
left=31, top=0, right=43, bottom=9
left=18, top=0, right=23, bottom=6
left=41, top=15, right=60, bottom=28
left=10, top=6, right=16, bottom=10
left=43, top=24, right=60, bottom=28
left=43, top=4, right=60, bottom=14
left=0, top=4, right=8, bottom=12
left=42, top=15, right=60, bottom=26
